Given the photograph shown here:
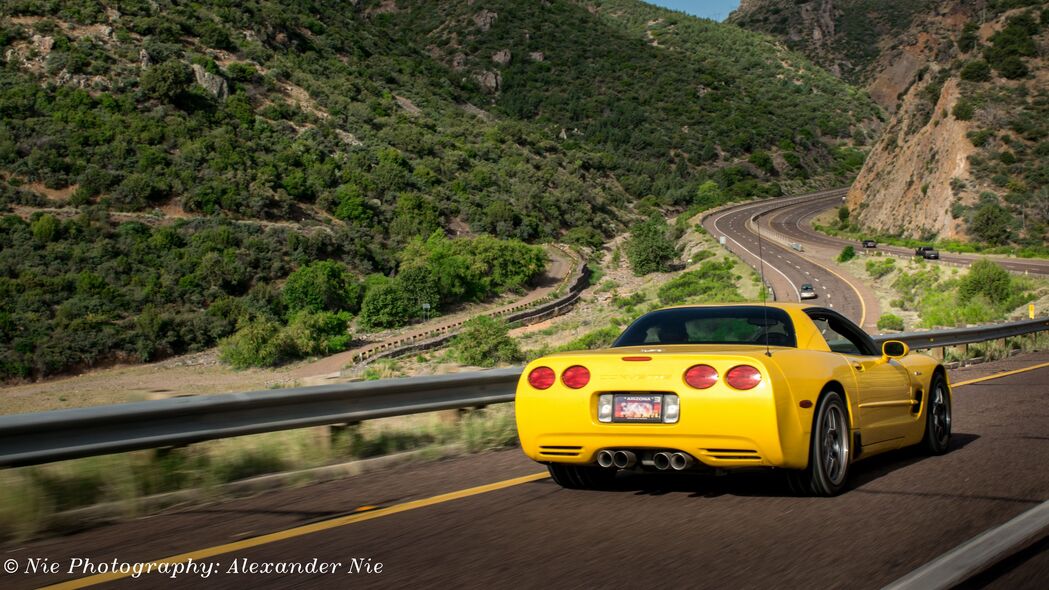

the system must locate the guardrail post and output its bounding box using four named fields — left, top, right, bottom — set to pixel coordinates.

left=329, top=422, right=361, bottom=453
